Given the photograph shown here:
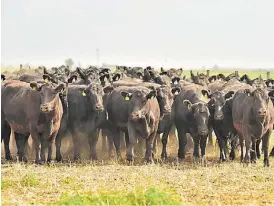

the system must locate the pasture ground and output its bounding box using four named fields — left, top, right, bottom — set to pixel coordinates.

left=1, top=133, right=274, bottom=205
